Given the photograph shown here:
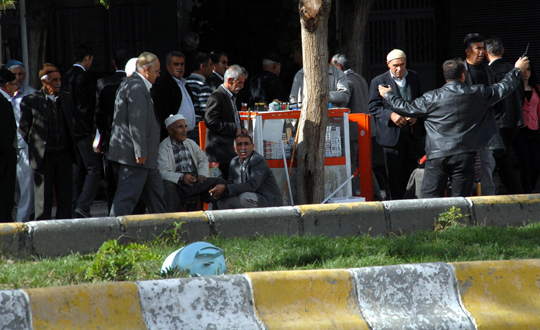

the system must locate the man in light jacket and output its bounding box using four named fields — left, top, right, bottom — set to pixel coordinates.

left=158, top=114, right=225, bottom=212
